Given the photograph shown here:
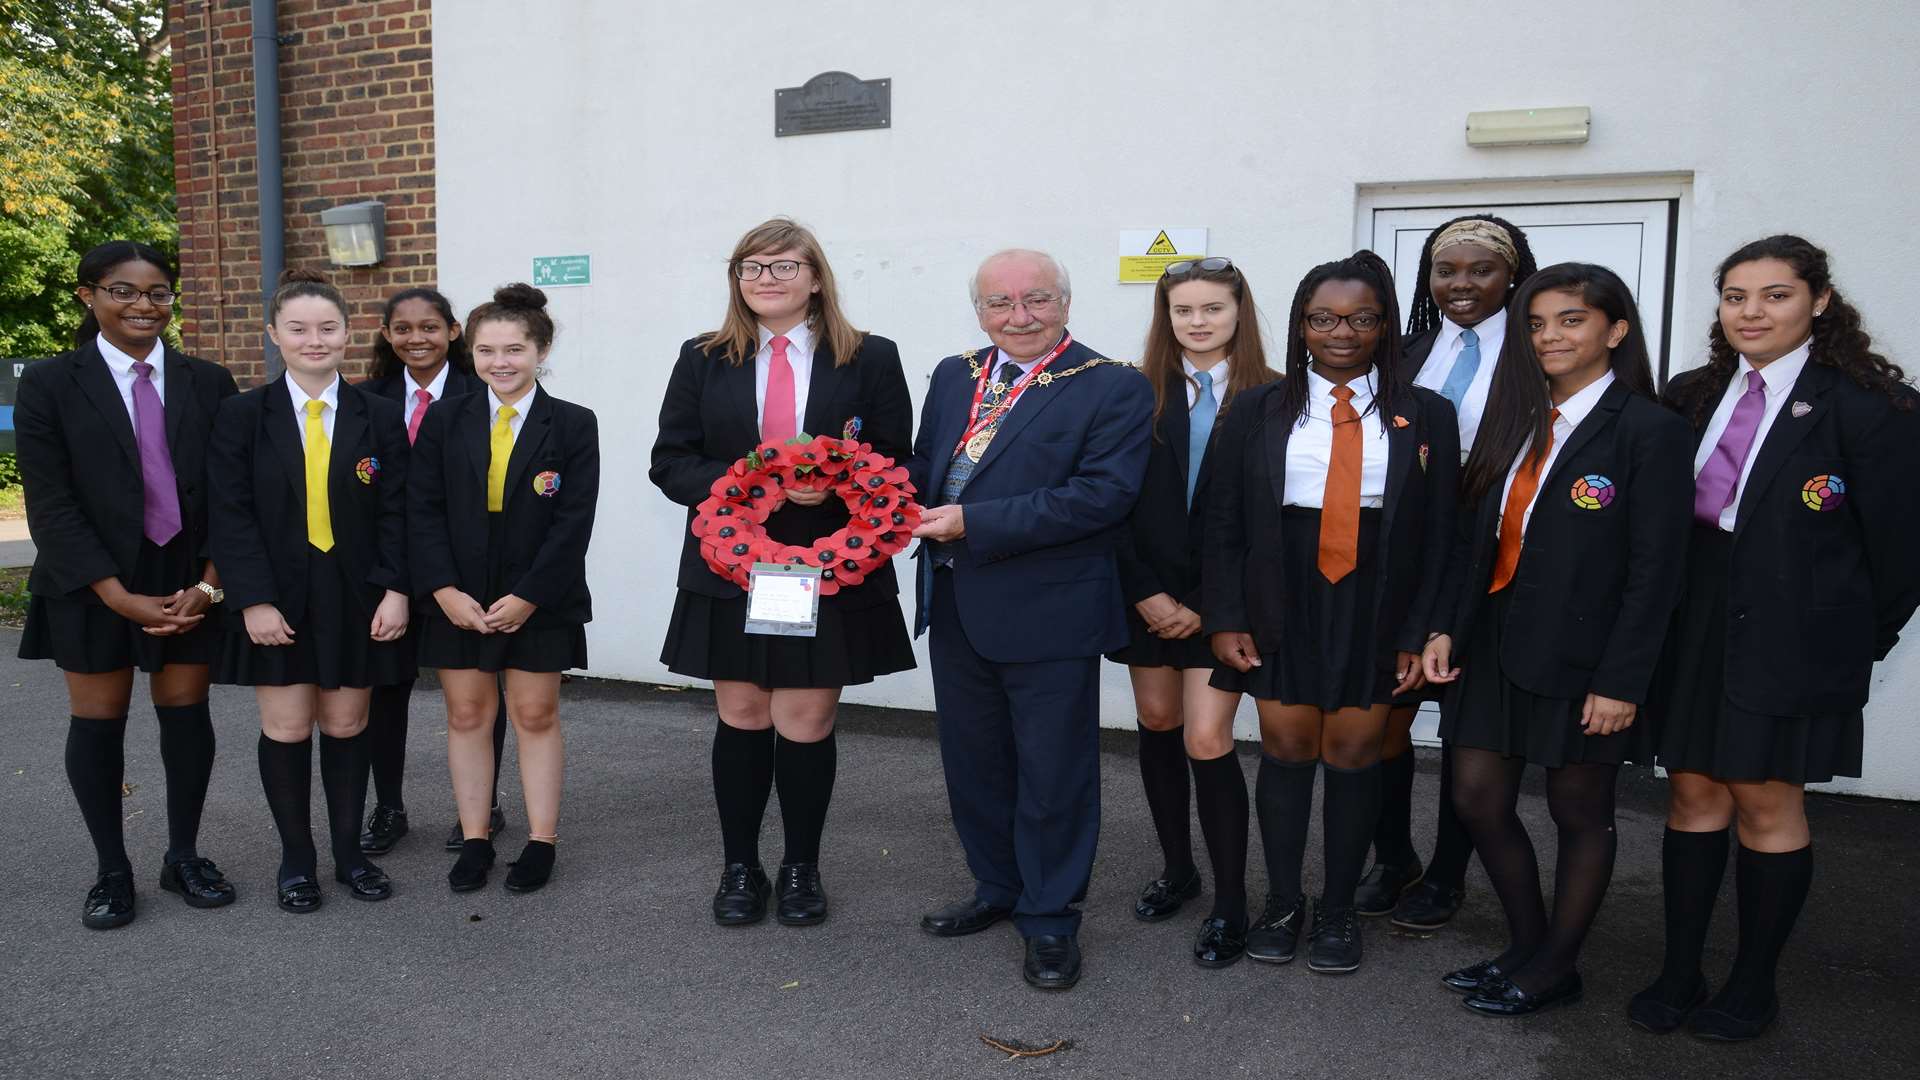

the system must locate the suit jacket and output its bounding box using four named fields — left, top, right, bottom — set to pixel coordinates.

left=409, top=388, right=599, bottom=624
left=1115, top=368, right=1223, bottom=611
left=650, top=333, right=913, bottom=608
left=360, top=366, right=485, bottom=411
left=906, top=337, right=1154, bottom=662
left=1399, top=326, right=1440, bottom=387
left=1439, top=380, right=1694, bottom=704
left=207, top=378, right=409, bottom=623
left=16, top=341, right=238, bottom=600
left=1201, top=378, right=1460, bottom=657
left=1664, top=361, right=1920, bottom=715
